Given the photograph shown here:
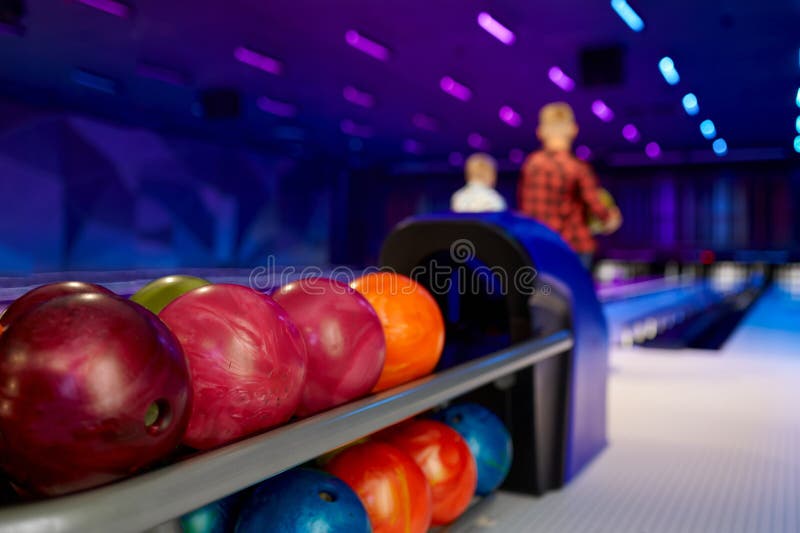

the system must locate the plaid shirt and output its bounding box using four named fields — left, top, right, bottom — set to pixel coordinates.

left=517, top=149, right=611, bottom=253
